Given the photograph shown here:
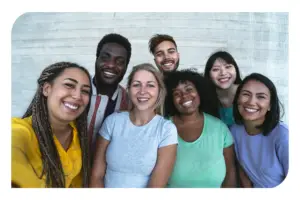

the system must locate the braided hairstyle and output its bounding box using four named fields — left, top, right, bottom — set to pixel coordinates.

left=22, top=62, right=92, bottom=188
